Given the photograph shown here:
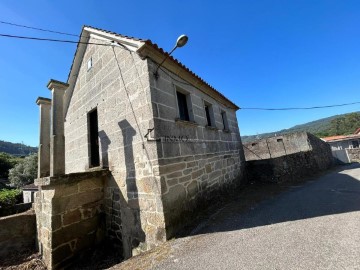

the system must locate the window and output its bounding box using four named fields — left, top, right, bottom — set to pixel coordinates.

left=277, top=138, right=283, bottom=143
left=88, top=109, right=100, bottom=167
left=352, top=140, right=359, bottom=148
left=176, top=91, right=190, bottom=121
left=87, top=57, right=92, bottom=71
left=205, top=105, right=212, bottom=126
left=221, top=110, right=229, bottom=130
